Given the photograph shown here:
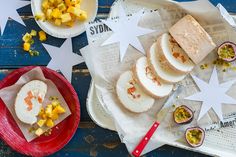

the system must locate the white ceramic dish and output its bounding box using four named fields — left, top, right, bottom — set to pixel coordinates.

left=86, top=81, right=116, bottom=131
left=87, top=0, right=236, bottom=156
left=31, top=0, right=98, bottom=38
